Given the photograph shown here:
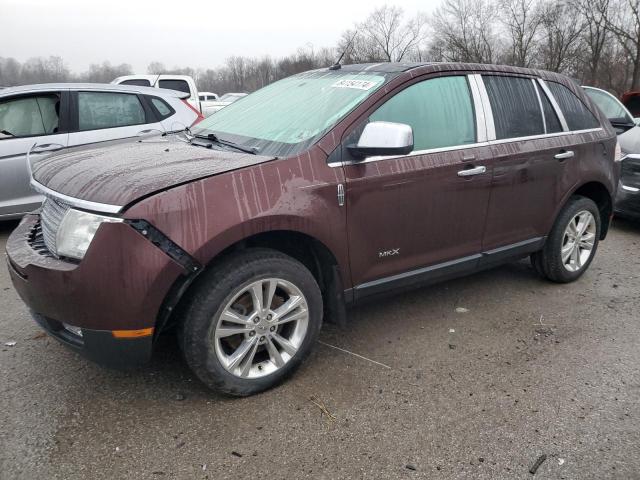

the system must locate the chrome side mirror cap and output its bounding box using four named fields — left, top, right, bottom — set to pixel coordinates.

left=348, top=121, right=414, bottom=159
